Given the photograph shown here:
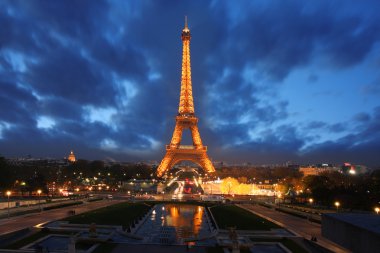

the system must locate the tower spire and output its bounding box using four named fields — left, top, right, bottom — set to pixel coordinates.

left=179, top=16, right=193, bottom=115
